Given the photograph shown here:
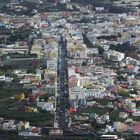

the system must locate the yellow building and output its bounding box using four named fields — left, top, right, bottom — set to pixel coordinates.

left=16, top=93, right=25, bottom=101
